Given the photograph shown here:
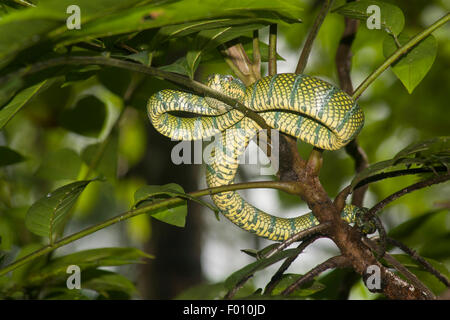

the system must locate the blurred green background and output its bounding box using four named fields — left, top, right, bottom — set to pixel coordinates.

left=0, top=0, right=449, bottom=299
